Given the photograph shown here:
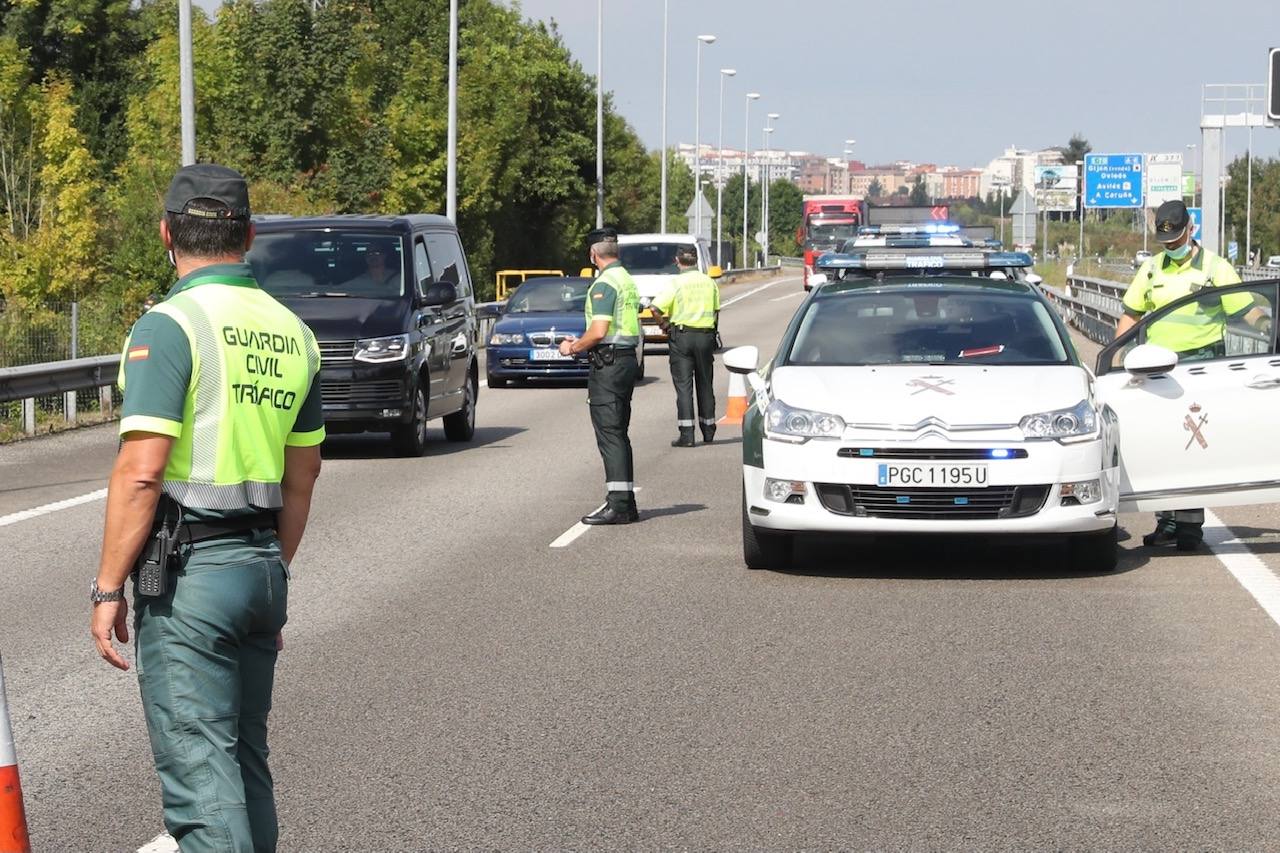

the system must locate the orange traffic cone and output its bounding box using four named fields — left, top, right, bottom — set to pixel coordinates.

left=721, top=371, right=750, bottom=426
left=0, top=657, right=30, bottom=853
